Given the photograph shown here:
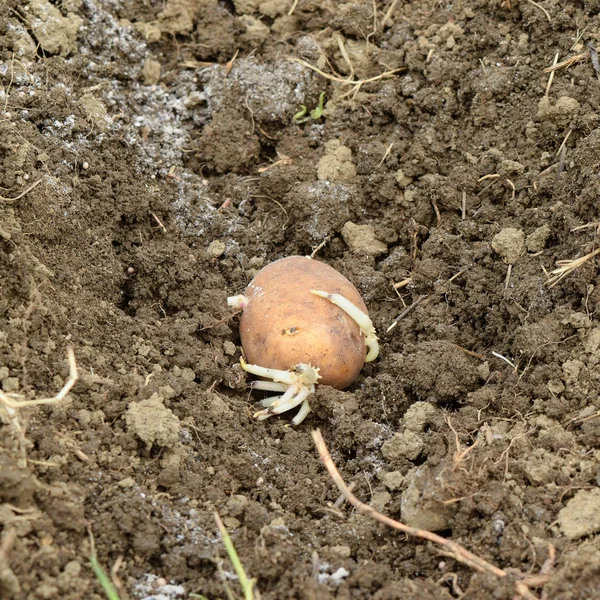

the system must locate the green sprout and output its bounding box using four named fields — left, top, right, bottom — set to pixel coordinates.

left=90, top=555, right=122, bottom=600
left=214, top=512, right=256, bottom=600
left=293, top=92, right=326, bottom=123
left=90, top=516, right=256, bottom=600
